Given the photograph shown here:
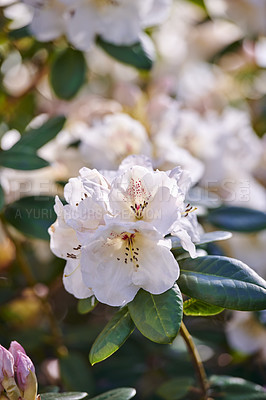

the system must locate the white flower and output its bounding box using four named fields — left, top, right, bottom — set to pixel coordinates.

left=49, top=155, right=201, bottom=305
left=109, top=163, right=184, bottom=236
left=22, top=0, right=68, bottom=42
left=22, top=0, right=172, bottom=50
left=81, top=220, right=179, bottom=306
left=79, top=113, right=152, bottom=170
